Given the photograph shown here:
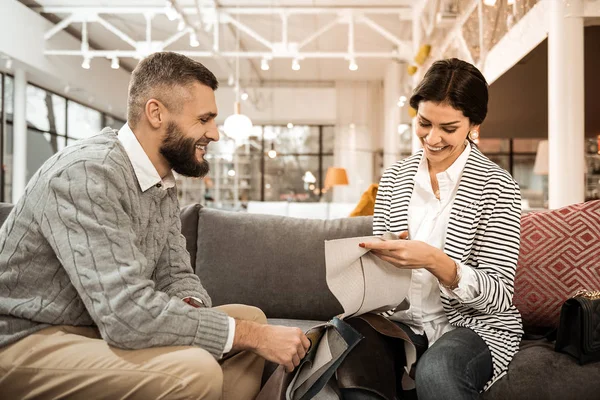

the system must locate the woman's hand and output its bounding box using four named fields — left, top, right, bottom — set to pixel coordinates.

left=359, top=232, right=439, bottom=270
left=360, top=232, right=458, bottom=286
